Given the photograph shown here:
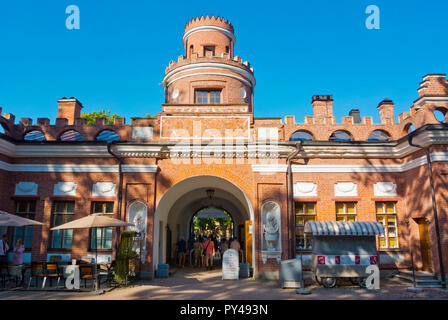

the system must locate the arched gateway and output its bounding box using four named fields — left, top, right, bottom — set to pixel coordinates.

left=153, top=175, right=255, bottom=276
